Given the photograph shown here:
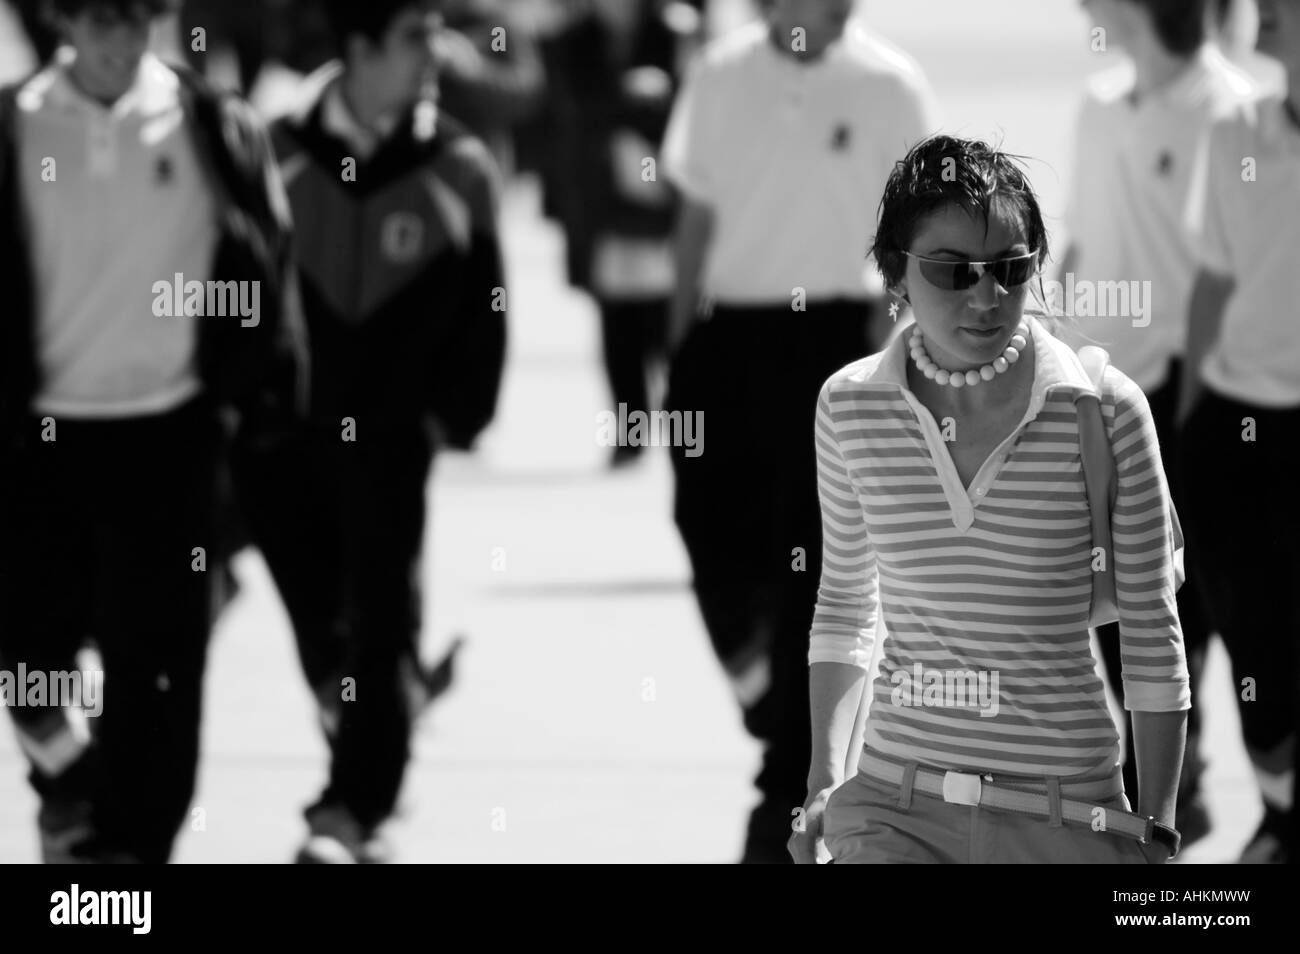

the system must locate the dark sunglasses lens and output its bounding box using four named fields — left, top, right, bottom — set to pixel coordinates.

left=992, top=254, right=1037, bottom=287
left=919, top=260, right=975, bottom=290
